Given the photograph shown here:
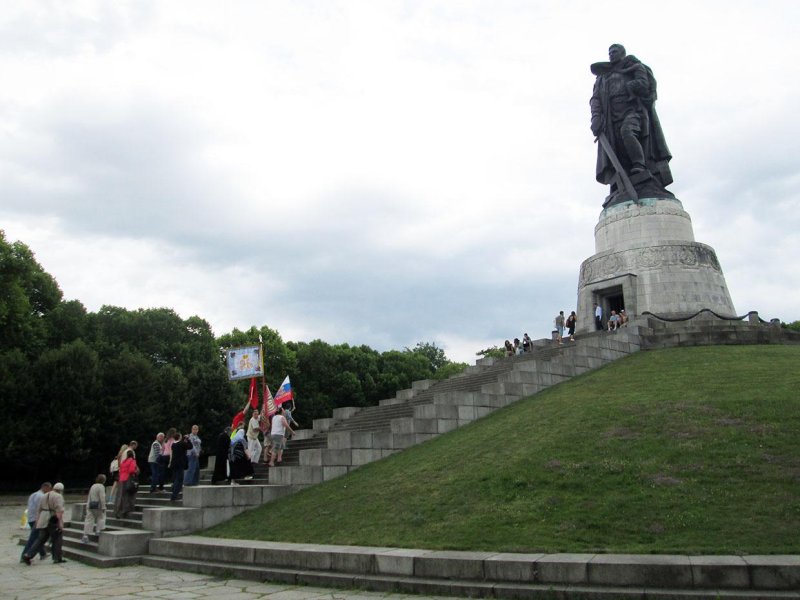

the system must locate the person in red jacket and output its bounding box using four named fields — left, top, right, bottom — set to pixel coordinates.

left=115, top=449, right=139, bottom=519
